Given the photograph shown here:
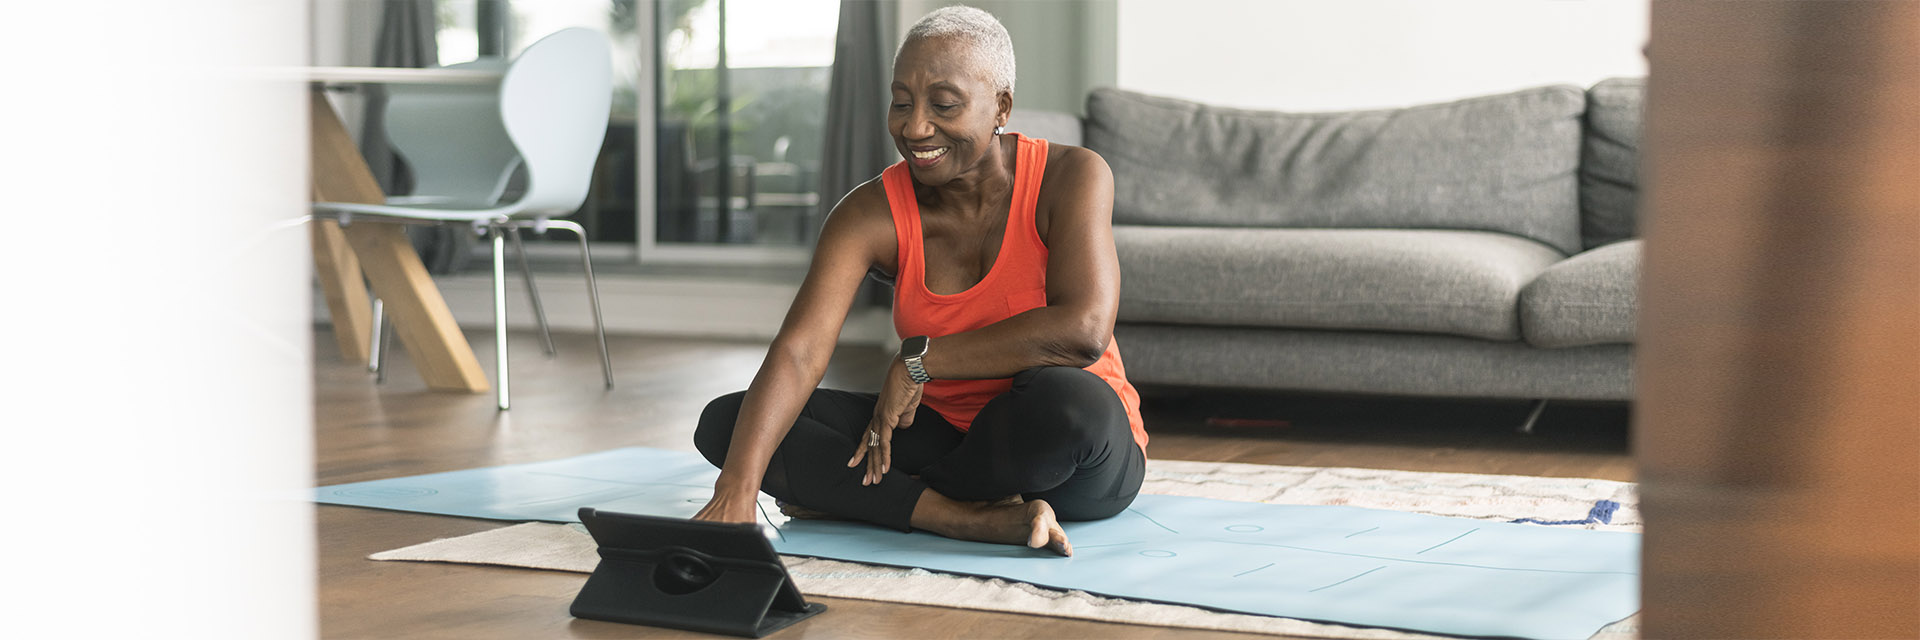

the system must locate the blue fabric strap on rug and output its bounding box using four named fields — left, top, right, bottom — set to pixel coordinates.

left=316, top=447, right=1639, bottom=639
left=1510, top=500, right=1620, bottom=527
